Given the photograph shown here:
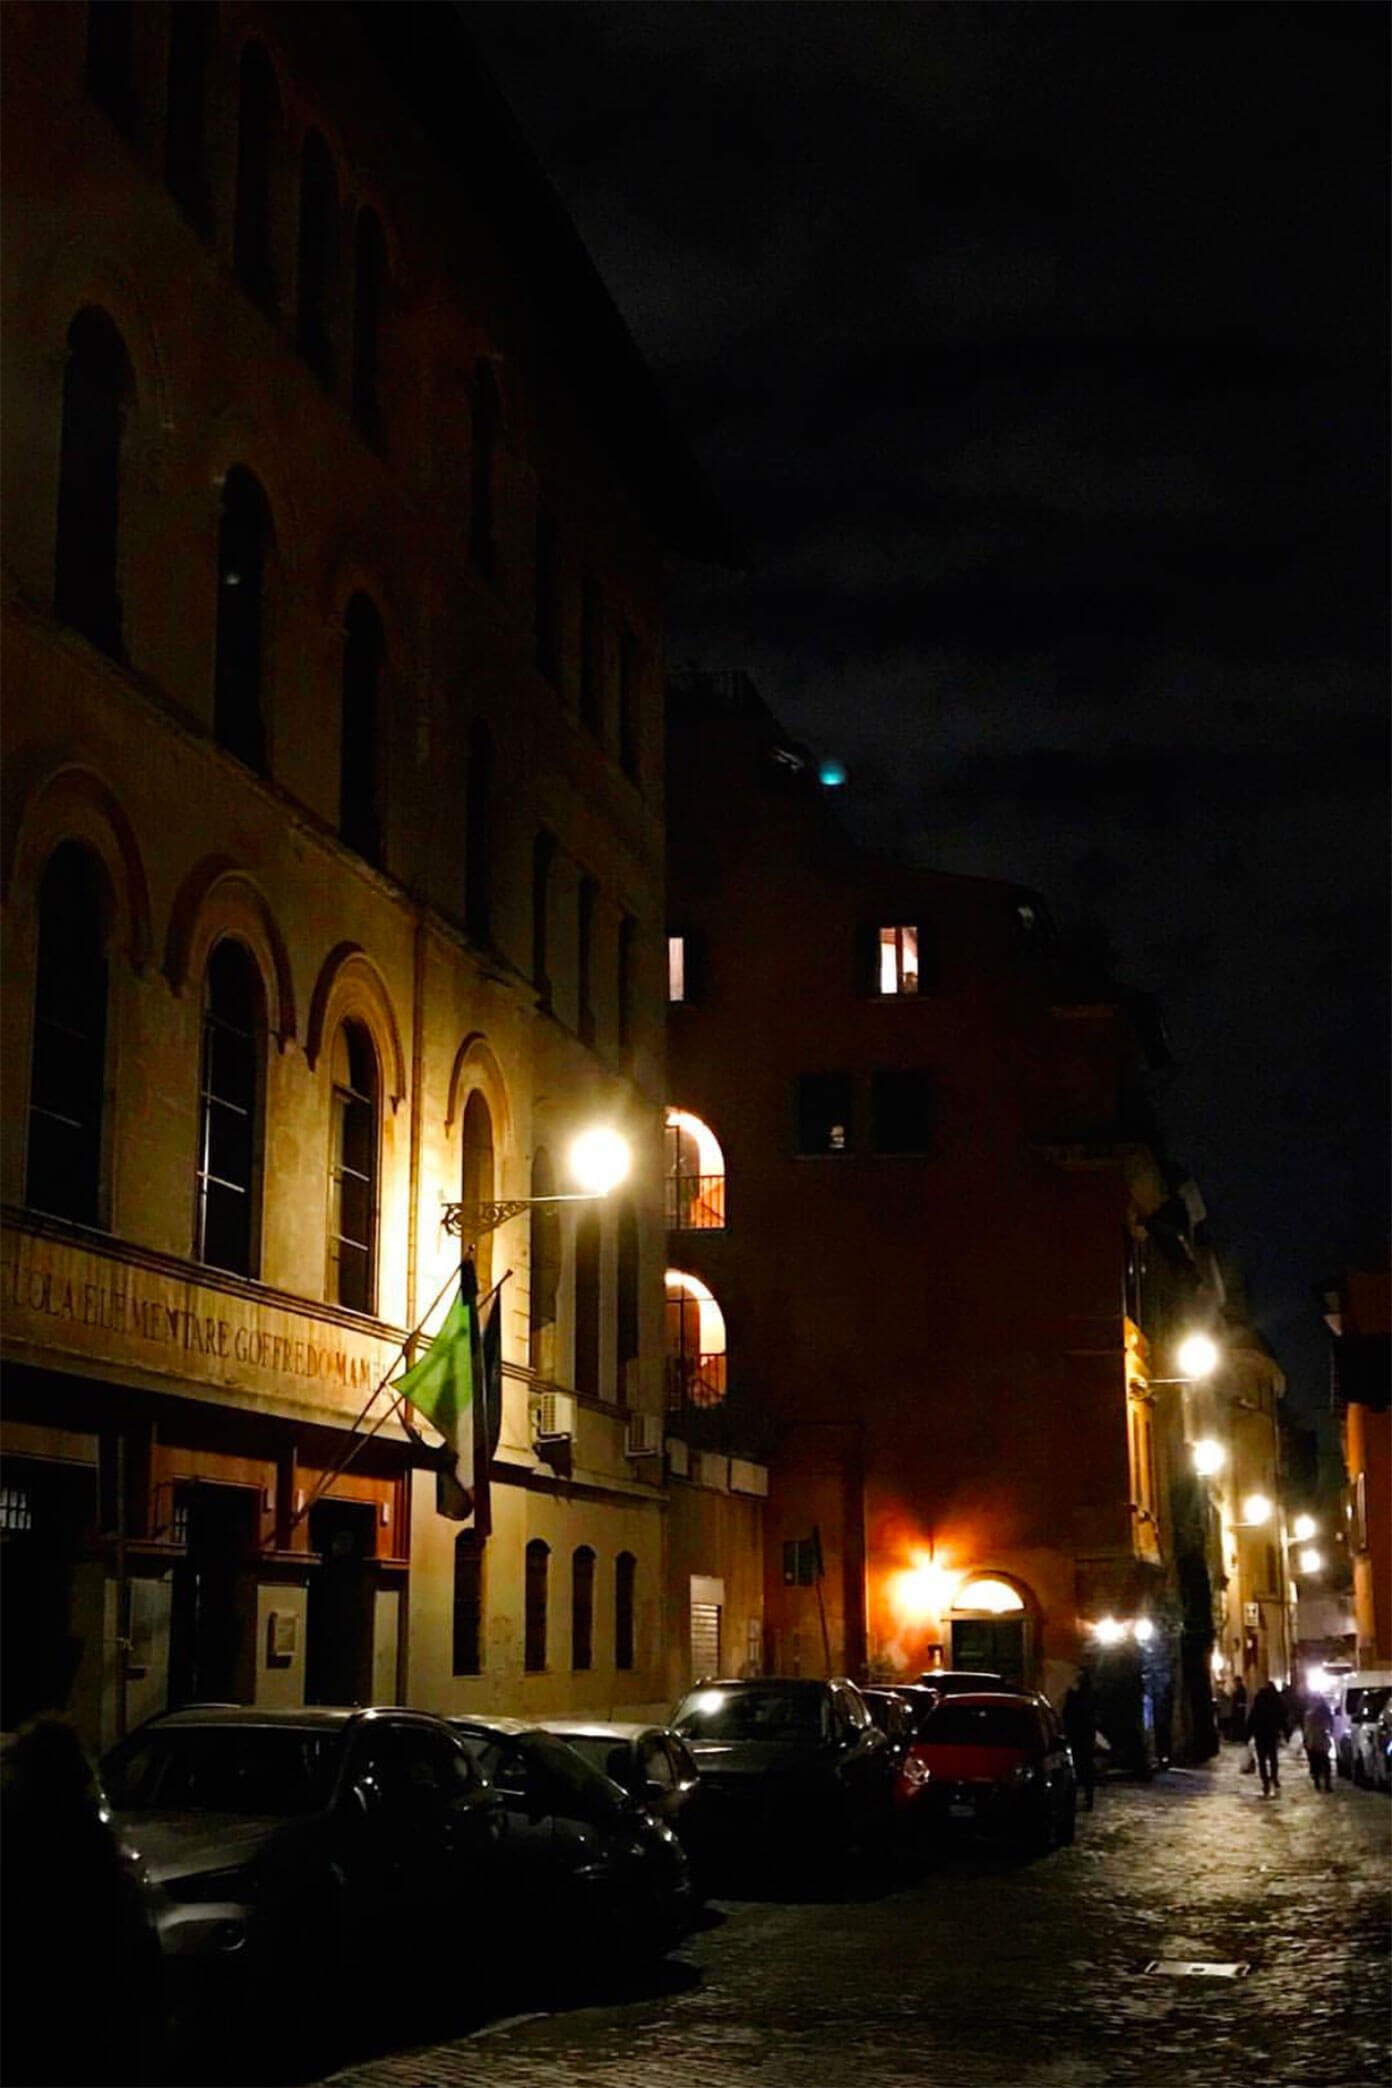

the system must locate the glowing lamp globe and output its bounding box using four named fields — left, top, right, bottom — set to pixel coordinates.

left=1292, top=1513, right=1317, bottom=1543
left=1298, top=1547, right=1324, bottom=1575
left=568, top=1127, right=631, bottom=1198
left=1191, top=1437, right=1226, bottom=1477
left=1241, top=1493, right=1273, bottom=1527
left=1175, top=1332, right=1220, bottom=1381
